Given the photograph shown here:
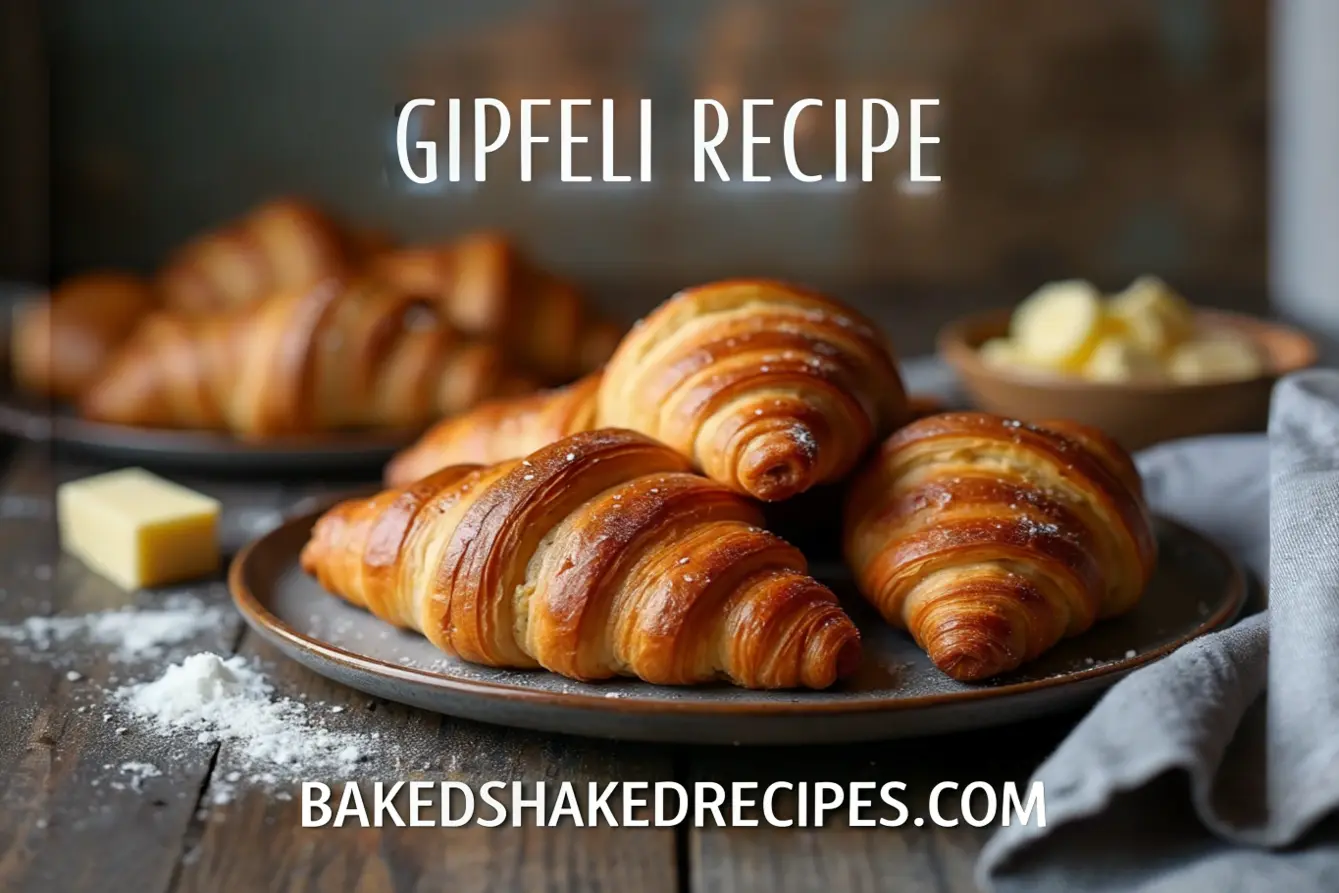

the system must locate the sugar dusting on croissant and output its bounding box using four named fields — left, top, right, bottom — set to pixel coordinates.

left=303, top=428, right=861, bottom=689
left=844, top=412, right=1156, bottom=682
